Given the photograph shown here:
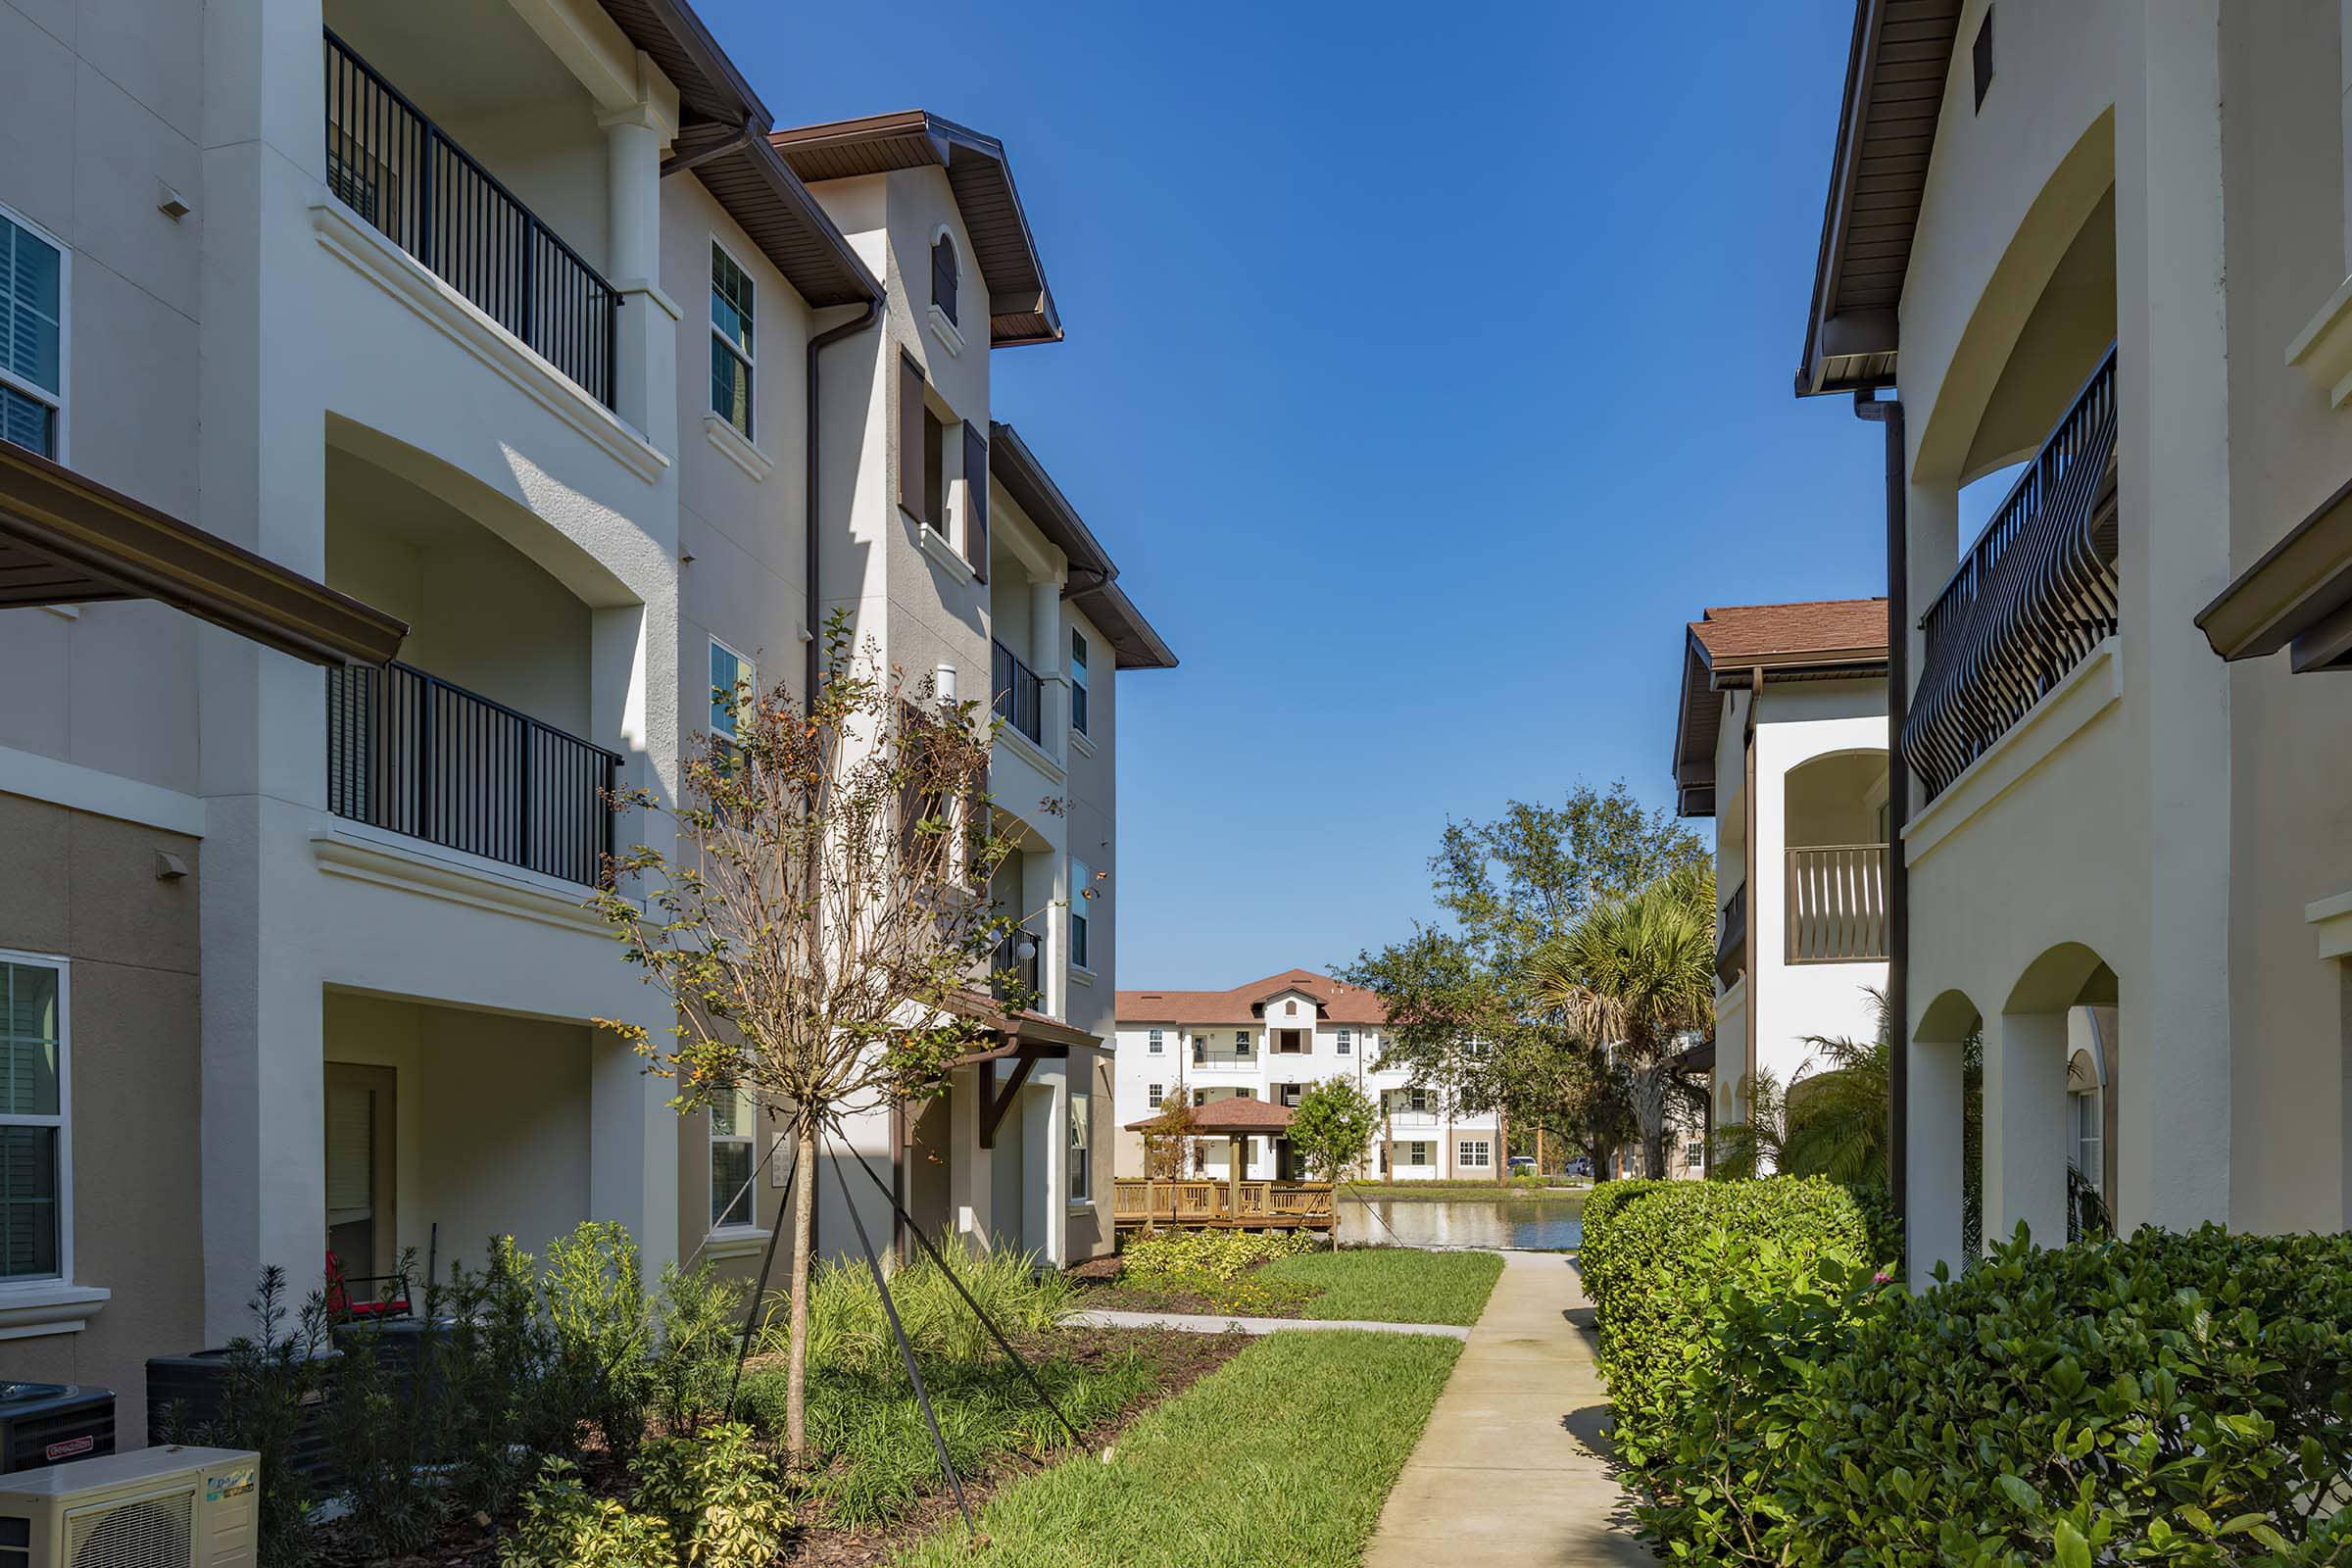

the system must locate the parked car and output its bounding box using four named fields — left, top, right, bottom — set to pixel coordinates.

left=1507, top=1155, right=1538, bottom=1176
